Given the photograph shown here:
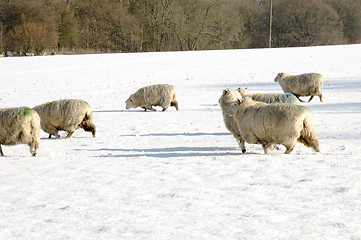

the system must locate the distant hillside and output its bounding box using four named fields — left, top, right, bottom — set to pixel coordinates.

left=1, top=0, right=360, bottom=55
